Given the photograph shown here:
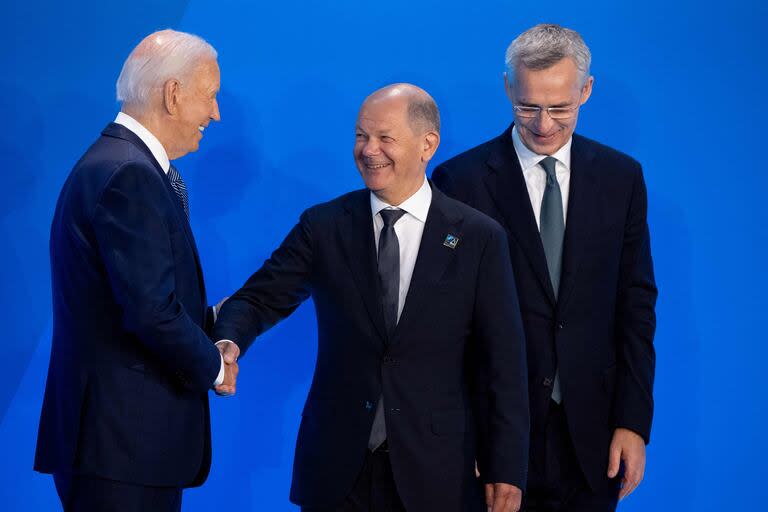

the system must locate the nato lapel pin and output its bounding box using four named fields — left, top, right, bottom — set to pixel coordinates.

left=443, top=234, right=459, bottom=249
